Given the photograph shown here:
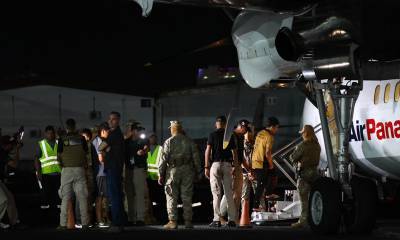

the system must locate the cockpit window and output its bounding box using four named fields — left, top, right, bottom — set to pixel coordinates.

left=395, top=82, right=400, bottom=102
left=374, top=85, right=380, bottom=105
left=384, top=84, right=391, bottom=103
